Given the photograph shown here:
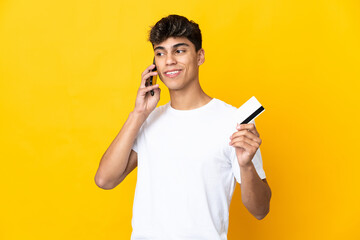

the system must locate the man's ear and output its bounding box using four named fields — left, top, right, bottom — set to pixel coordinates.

left=197, top=48, right=205, bottom=66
